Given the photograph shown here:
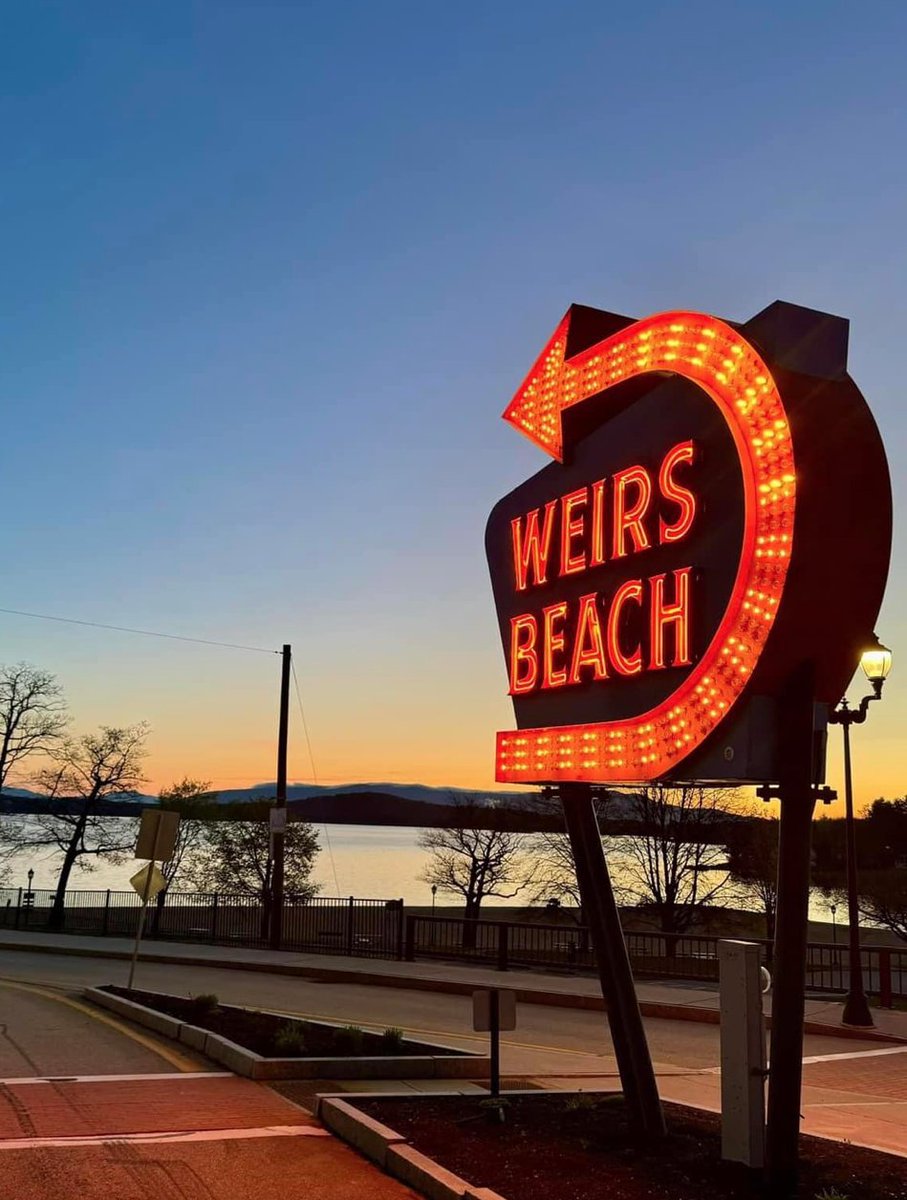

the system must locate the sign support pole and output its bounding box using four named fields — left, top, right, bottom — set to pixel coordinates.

left=269, top=643, right=291, bottom=950
left=562, top=783, right=665, bottom=1138
left=489, top=989, right=501, bottom=1098
left=765, top=663, right=818, bottom=1193
left=127, top=814, right=164, bottom=991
